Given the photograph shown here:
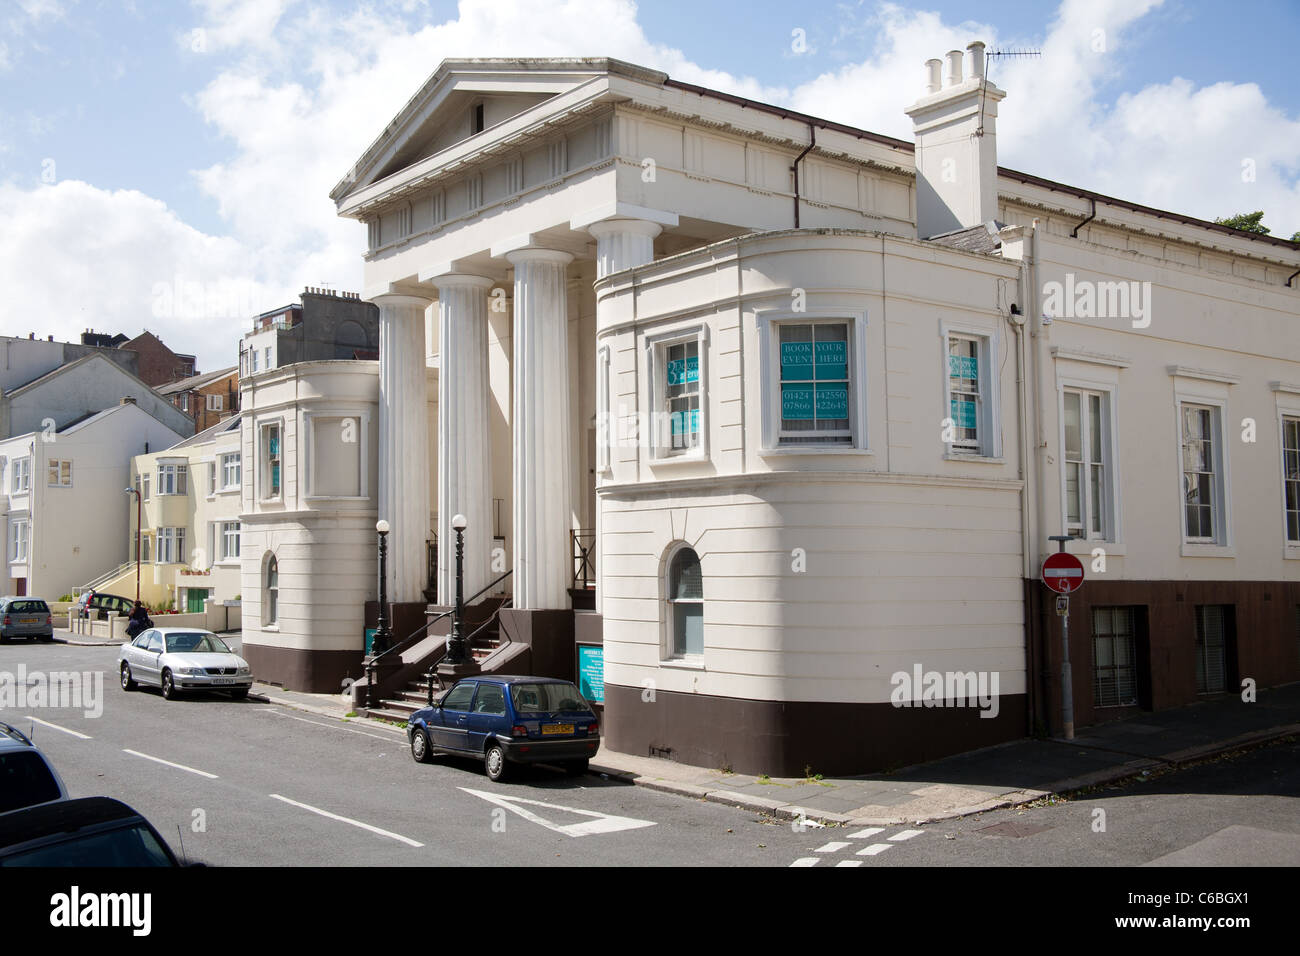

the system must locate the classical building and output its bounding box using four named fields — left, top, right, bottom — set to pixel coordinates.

left=238, top=53, right=1300, bottom=775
